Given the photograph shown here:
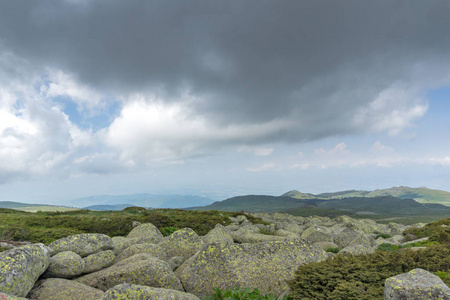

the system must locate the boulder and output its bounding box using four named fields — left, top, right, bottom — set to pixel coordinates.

left=333, top=228, right=368, bottom=248
left=83, top=250, right=115, bottom=274
left=111, top=236, right=139, bottom=255
left=75, top=253, right=183, bottom=292
left=0, top=292, right=27, bottom=300
left=28, top=278, right=104, bottom=300
left=126, top=223, right=164, bottom=244
left=101, top=284, right=200, bottom=300
left=385, top=268, right=450, bottom=299
left=202, top=225, right=234, bottom=246
left=340, top=244, right=375, bottom=255
left=48, top=233, right=113, bottom=257
left=159, top=228, right=204, bottom=260
left=177, top=238, right=327, bottom=297
left=27, top=278, right=104, bottom=300
left=315, top=241, right=339, bottom=251
left=232, top=232, right=289, bottom=243
left=113, top=243, right=167, bottom=263
left=168, top=256, right=185, bottom=271
left=0, top=244, right=50, bottom=297
left=44, top=251, right=85, bottom=278
left=300, top=226, right=334, bottom=243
